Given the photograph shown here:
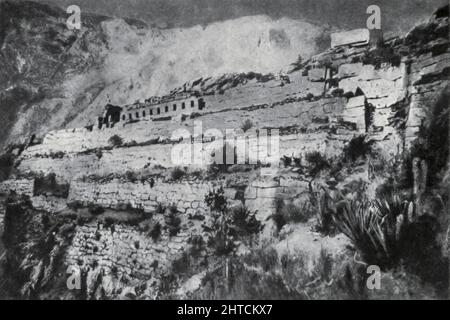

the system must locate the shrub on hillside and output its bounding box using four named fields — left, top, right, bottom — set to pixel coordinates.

left=361, top=40, right=402, bottom=69
left=170, top=167, right=186, bottom=181
left=172, top=251, right=191, bottom=275
left=333, top=190, right=446, bottom=291
left=272, top=197, right=314, bottom=232
left=332, top=88, right=344, bottom=97
left=155, top=203, right=166, bottom=214
left=196, top=247, right=344, bottom=300
left=94, top=149, right=103, bottom=159
left=108, top=134, right=123, bottom=147
left=125, top=203, right=145, bottom=215
left=188, top=235, right=205, bottom=257
left=125, top=170, right=138, bottom=183
left=204, top=187, right=234, bottom=255
left=243, top=246, right=279, bottom=272
left=33, top=173, right=70, bottom=198
left=343, top=135, right=373, bottom=162
left=149, top=222, right=162, bottom=242
left=48, top=151, right=65, bottom=159
left=241, top=119, right=254, bottom=133
left=67, top=200, right=84, bottom=211
left=204, top=187, right=260, bottom=255
left=334, top=198, right=385, bottom=262
left=343, top=91, right=355, bottom=100
left=88, top=203, right=105, bottom=215
left=289, top=54, right=304, bottom=73
left=305, top=92, right=315, bottom=101
left=165, top=206, right=181, bottom=237
left=207, top=163, right=230, bottom=176
left=204, top=187, right=227, bottom=213
left=229, top=205, right=261, bottom=239
left=281, top=156, right=292, bottom=167
left=305, top=151, right=330, bottom=177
